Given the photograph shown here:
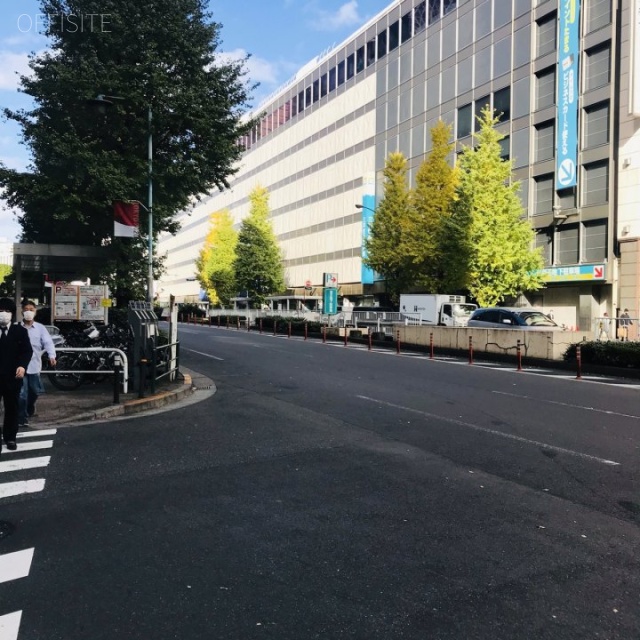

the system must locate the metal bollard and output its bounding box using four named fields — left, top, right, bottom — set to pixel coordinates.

left=322, top=326, right=327, bottom=343
left=344, top=328, right=348, bottom=347
left=429, top=332, right=434, bottom=359
left=113, top=355, right=122, bottom=404
left=304, top=321, right=308, bottom=341
left=259, top=318, right=263, bottom=334
left=138, top=358, right=147, bottom=398
left=237, top=316, right=240, bottom=330
left=396, top=330, right=401, bottom=354
left=226, top=316, right=230, bottom=329
left=468, top=336, right=473, bottom=365
left=274, top=320, right=277, bottom=336
left=368, top=331, right=372, bottom=351
left=516, top=339, right=522, bottom=371
left=576, top=344, right=582, bottom=380
left=288, top=321, right=292, bottom=338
